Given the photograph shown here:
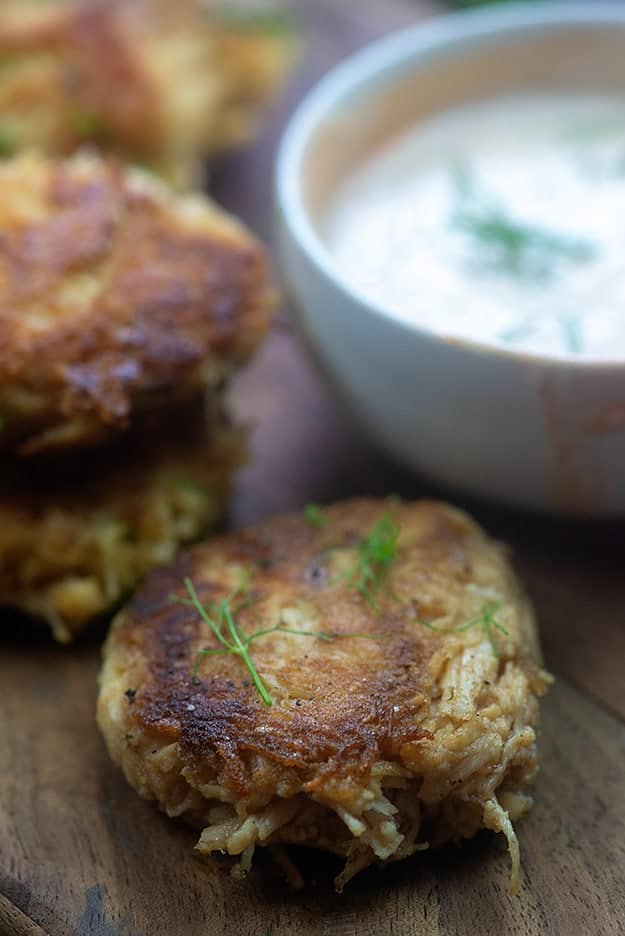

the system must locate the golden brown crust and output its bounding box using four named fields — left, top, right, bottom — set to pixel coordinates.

left=114, top=499, right=543, bottom=793
left=99, top=499, right=550, bottom=887
left=0, top=152, right=275, bottom=454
